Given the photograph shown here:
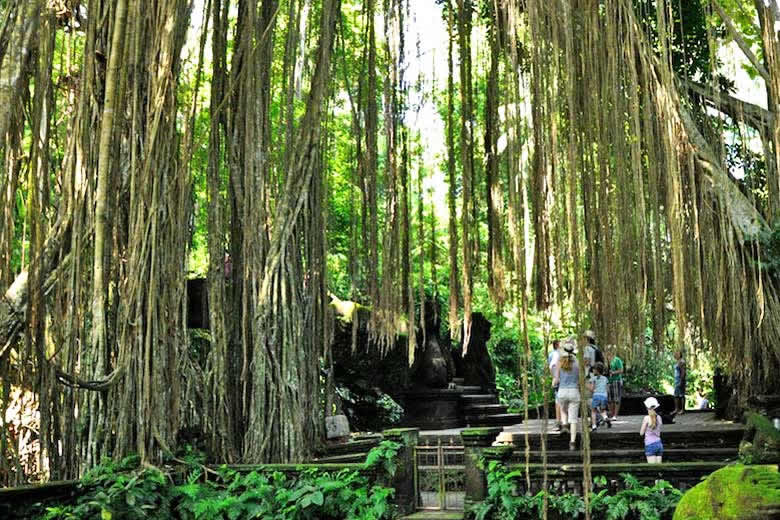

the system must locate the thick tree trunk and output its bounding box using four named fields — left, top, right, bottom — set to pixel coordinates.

left=365, top=0, right=379, bottom=302
left=457, top=0, right=475, bottom=352
left=446, top=0, right=460, bottom=340
left=0, top=0, right=39, bottom=143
